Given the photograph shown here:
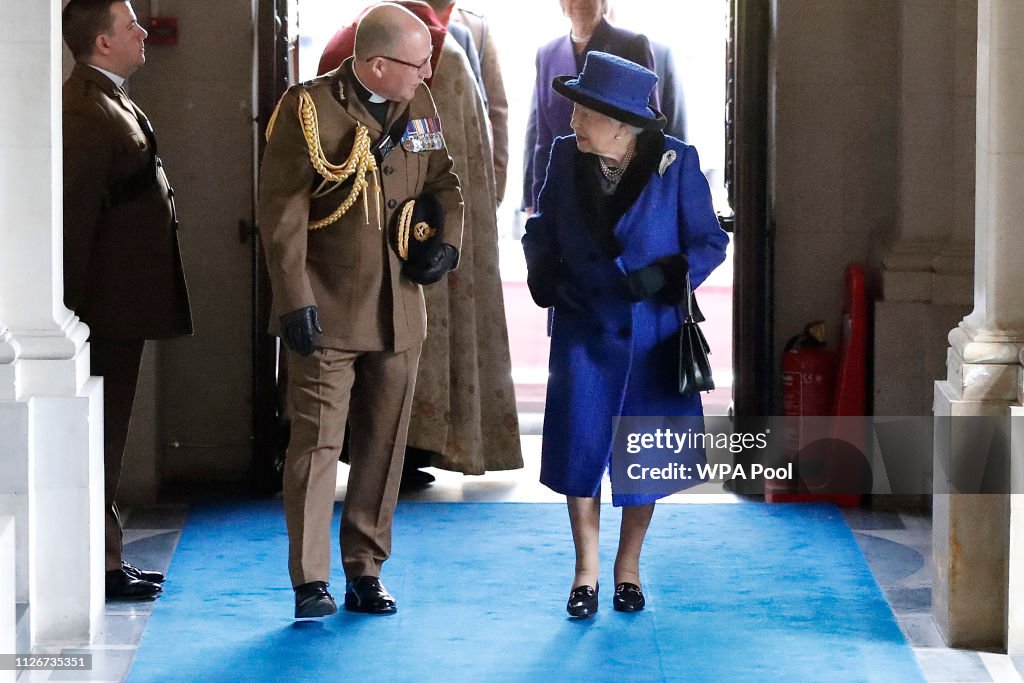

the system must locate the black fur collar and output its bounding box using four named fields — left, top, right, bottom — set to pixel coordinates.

left=608, top=129, right=666, bottom=223
left=572, top=130, right=667, bottom=257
